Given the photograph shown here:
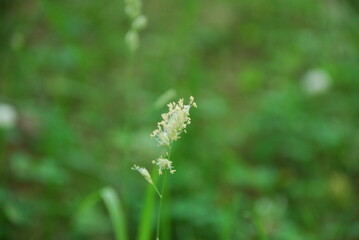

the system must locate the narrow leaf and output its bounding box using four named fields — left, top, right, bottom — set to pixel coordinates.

left=101, top=187, right=129, bottom=240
